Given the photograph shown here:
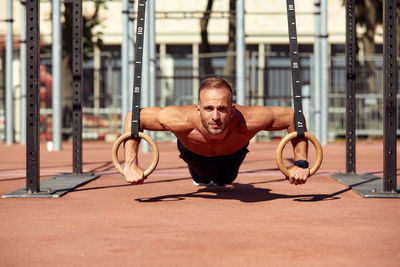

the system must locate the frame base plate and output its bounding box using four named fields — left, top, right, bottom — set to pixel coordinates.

left=331, top=173, right=399, bottom=198
left=2, top=173, right=100, bottom=198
